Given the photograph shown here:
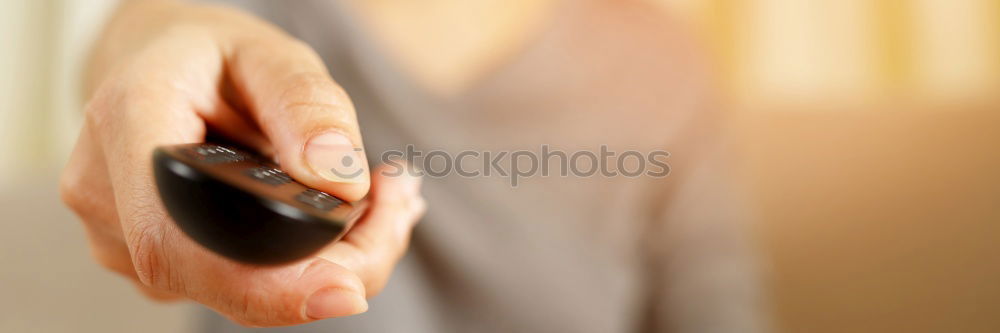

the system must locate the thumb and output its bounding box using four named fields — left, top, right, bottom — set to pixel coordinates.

left=227, top=37, right=369, bottom=201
